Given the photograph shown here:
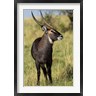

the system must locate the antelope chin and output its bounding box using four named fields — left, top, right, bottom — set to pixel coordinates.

left=57, top=36, right=63, bottom=40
